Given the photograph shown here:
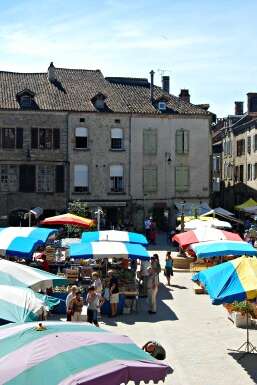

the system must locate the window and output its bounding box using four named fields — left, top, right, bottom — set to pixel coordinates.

left=2, top=128, right=23, bottom=149
left=20, top=95, right=33, bottom=108
left=254, top=164, right=257, bottom=180
left=37, top=166, right=54, bottom=192
left=110, top=165, right=124, bottom=192
left=74, top=165, right=88, bottom=192
left=111, top=128, right=123, bottom=149
left=19, top=165, right=36, bottom=192
left=254, top=134, right=257, bottom=151
left=0, top=165, right=18, bottom=192
left=247, top=136, right=251, bottom=154
left=247, top=164, right=252, bottom=181
left=55, top=165, right=65, bottom=193
left=143, top=129, right=157, bottom=155
left=175, top=166, right=189, bottom=192
left=143, top=166, right=157, bottom=192
left=236, top=139, right=245, bottom=156
left=75, top=127, right=88, bottom=149
left=158, top=101, right=166, bottom=111
left=234, top=166, right=239, bottom=182
left=80, top=118, right=85, bottom=123
left=239, top=165, right=244, bottom=182
left=176, top=129, right=189, bottom=154
left=31, top=128, right=60, bottom=150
